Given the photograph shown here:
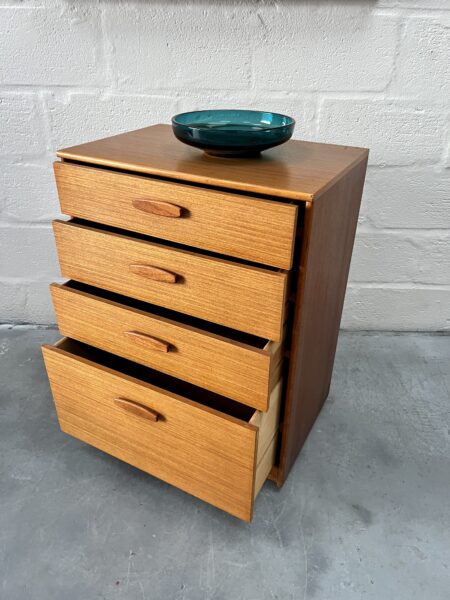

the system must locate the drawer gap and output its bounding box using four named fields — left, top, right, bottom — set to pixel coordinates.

left=64, top=280, right=269, bottom=350
left=69, top=218, right=283, bottom=273
left=57, top=338, right=256, bottom=423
